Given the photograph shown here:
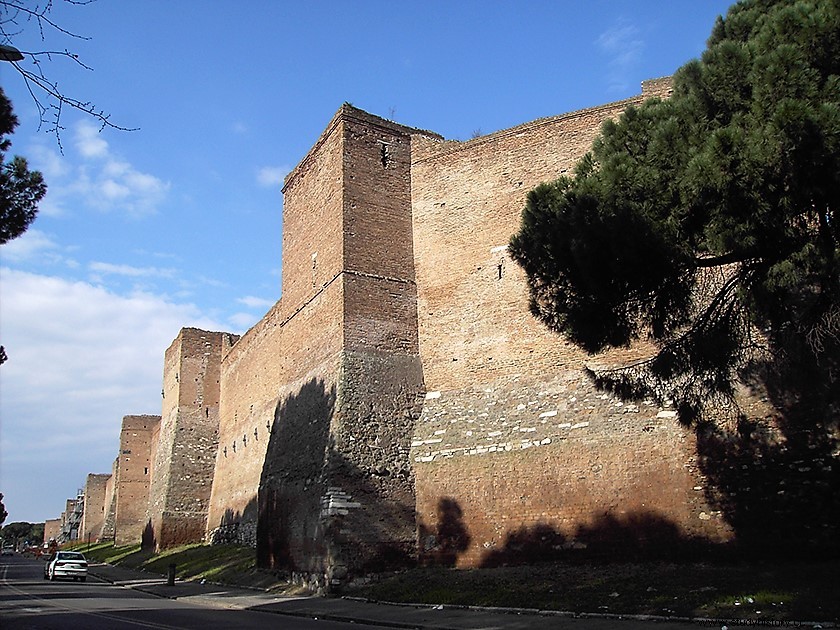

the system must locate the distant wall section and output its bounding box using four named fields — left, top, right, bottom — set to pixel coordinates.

left=149, top=328, right=236, bottom=550
left=114, top=415, right=160, bottom=546
left=44, top=518, right=61, bottom=544
left=80, top=473, right=111, bottom=543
